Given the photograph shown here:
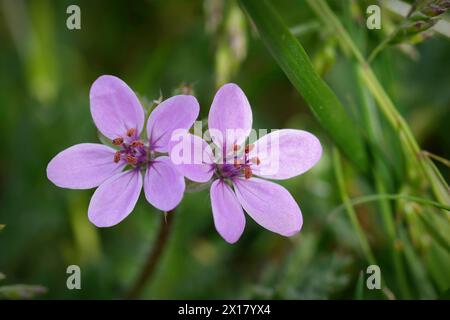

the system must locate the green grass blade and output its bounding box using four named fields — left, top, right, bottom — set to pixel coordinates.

left=354, top=271, right=364, bottom=300
left=399, top=226, right=436, bottom=298
left=418, top=213, right=450, bottom=253
left=332, top=148, right=375, bottom=265
left=308, top=0, right=450, bottom=206
left=330, top=194, right=450, bottom=217
left=239, top=0, right=368, bottom=172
